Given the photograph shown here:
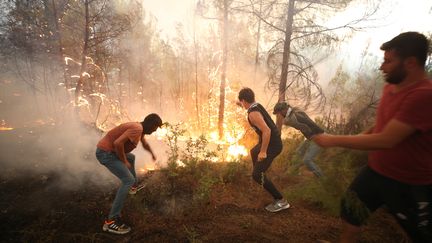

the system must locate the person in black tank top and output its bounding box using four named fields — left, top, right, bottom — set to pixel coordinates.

left=238, top=88, right=291, bottom=212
